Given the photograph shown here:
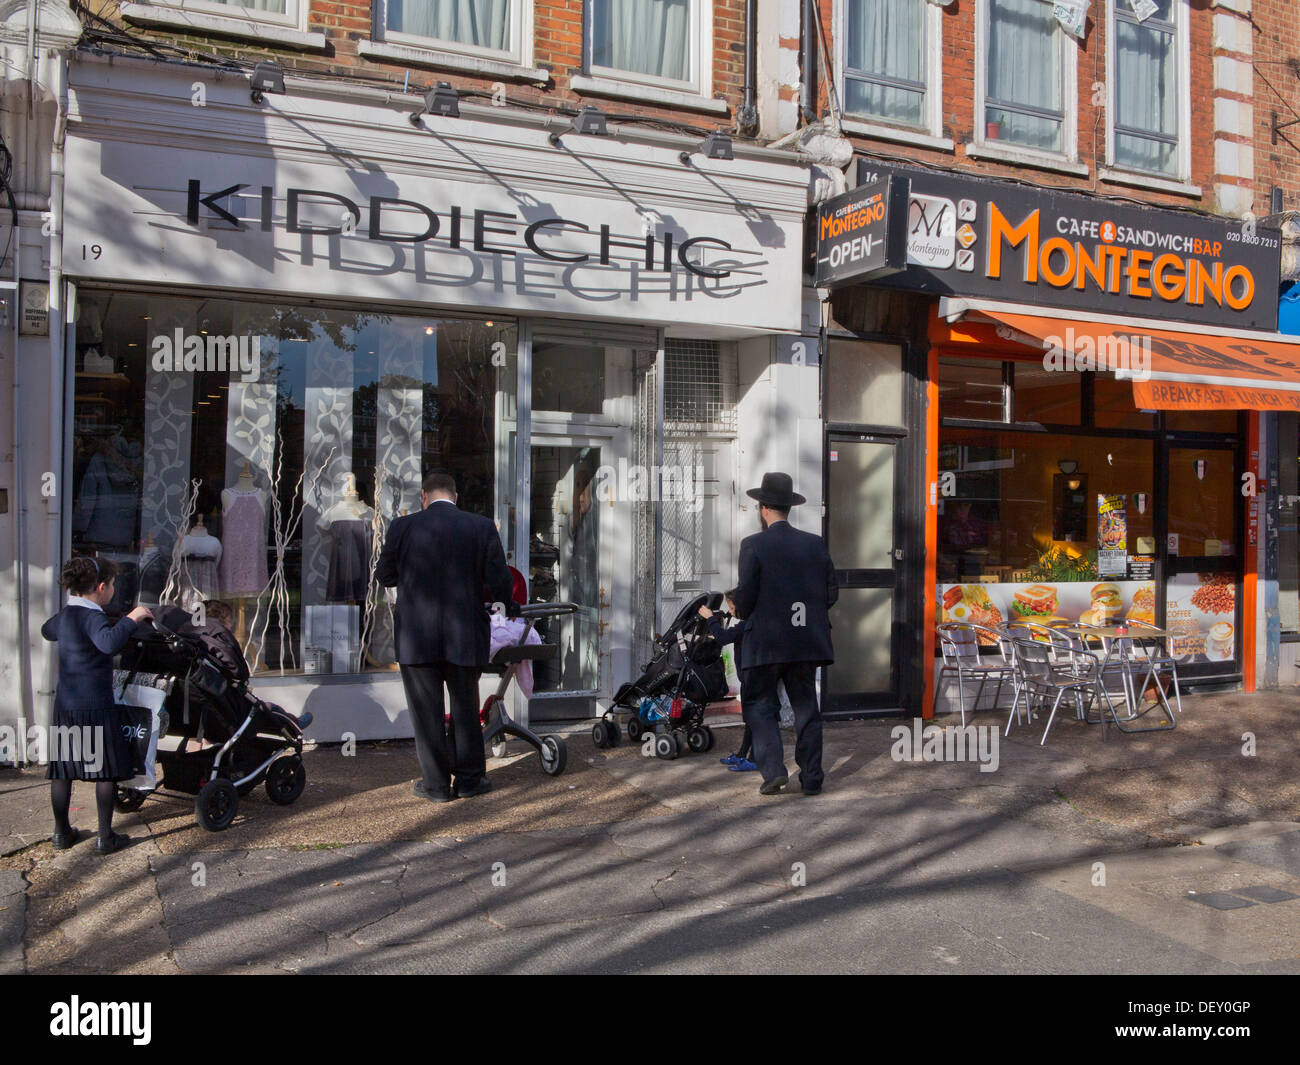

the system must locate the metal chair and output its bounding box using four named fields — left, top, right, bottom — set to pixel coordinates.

left=936, top=622, right=1016, bottom=727
left=1122, top=619, right=1184, bottom=714
left=1008, top=637, right=1101, bottom=745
